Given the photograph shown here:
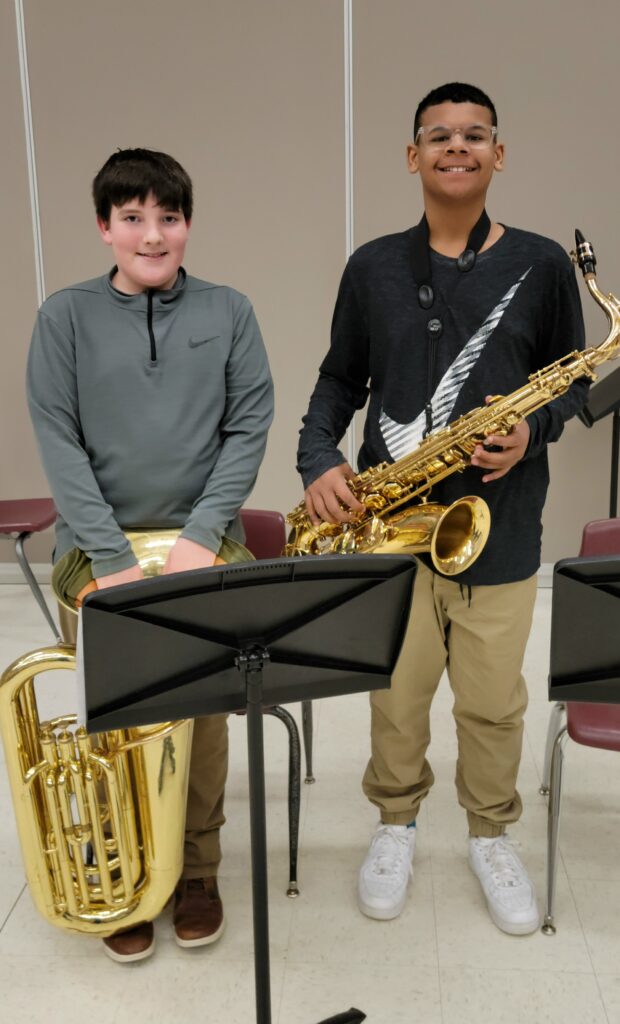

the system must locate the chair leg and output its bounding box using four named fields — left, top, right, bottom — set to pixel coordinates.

left=14, top=532, right=62, bottom=643
left=542, top=725, right=568, bottom=935
left=265, top=706, right=301, bottom=897
left=301, top=699, right=315, bottom=783
left=540, top=702, right=566, bottom=795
